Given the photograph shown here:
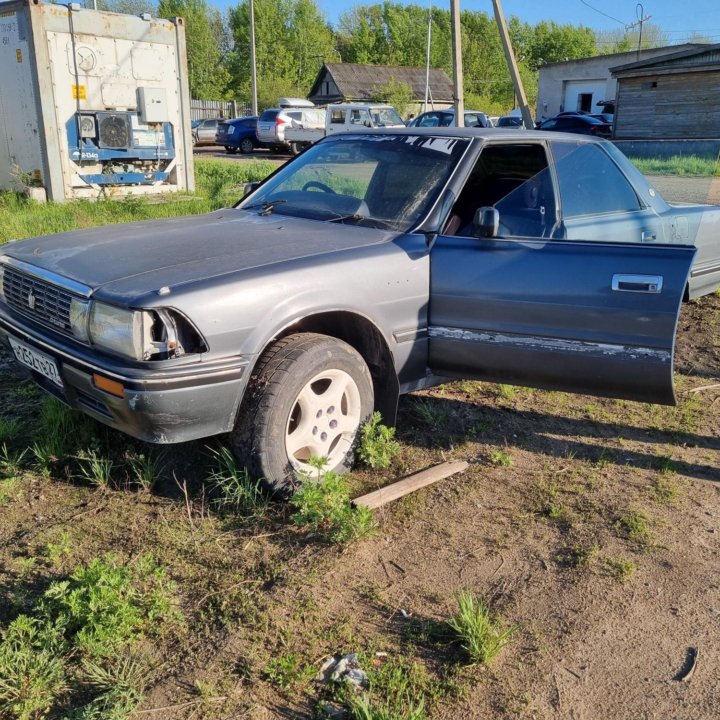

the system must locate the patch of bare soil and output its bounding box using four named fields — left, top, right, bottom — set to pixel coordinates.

left=0, top=296, right=719, bottom=720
